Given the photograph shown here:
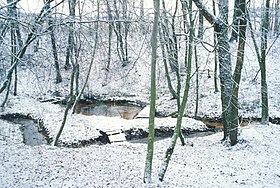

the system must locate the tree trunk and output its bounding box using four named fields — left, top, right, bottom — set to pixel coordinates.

left=274, top=0, right=280, bottom=35
left=158, top=0, right=194, bottom=181
left=140, top=0, right=145, bottom=34
left=65, top=0, right=76, bottom=70
left=46, top=1, right=62, bottom=84
left=143, top=0, right=159, bottom=183
left=54, top=66, right=76, bottom=146
left=112, top=0, right=127, bottom=67
left=197, top=10, right=204, bottom=40
left=260, top=0, right=270, bottom=124
left=192, top=0, right=233, bottom=141
left=216, top=0, right=233, bottom=140
left=230, top=0, right=241, bottom=42
left=212, top=0, right=219, bottom=92
left=72, top=1, right=99, bottom=113
left=229, top=0, right=247, bottom=145
left=159, top=23, right=177, bottom=100
left=194, top=45, right=199, bottom=117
